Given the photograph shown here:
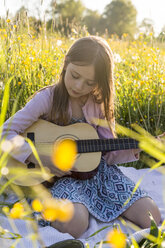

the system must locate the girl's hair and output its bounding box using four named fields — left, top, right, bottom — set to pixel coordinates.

left=51, top=36, right=115, bottom=134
